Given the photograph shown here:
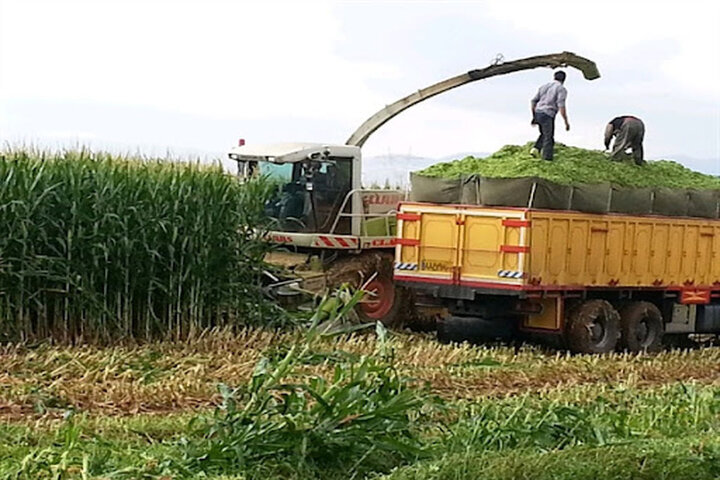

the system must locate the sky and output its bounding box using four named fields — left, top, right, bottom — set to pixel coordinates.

left=1, top=0, right=719, bottom=176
